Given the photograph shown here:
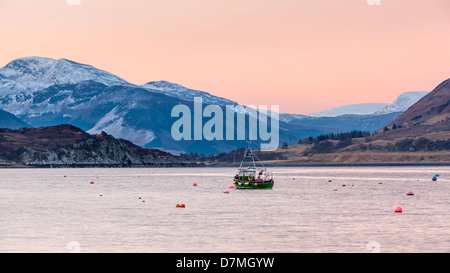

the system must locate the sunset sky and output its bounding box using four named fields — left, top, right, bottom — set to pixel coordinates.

left=1, top=0, right=449, bottom=114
